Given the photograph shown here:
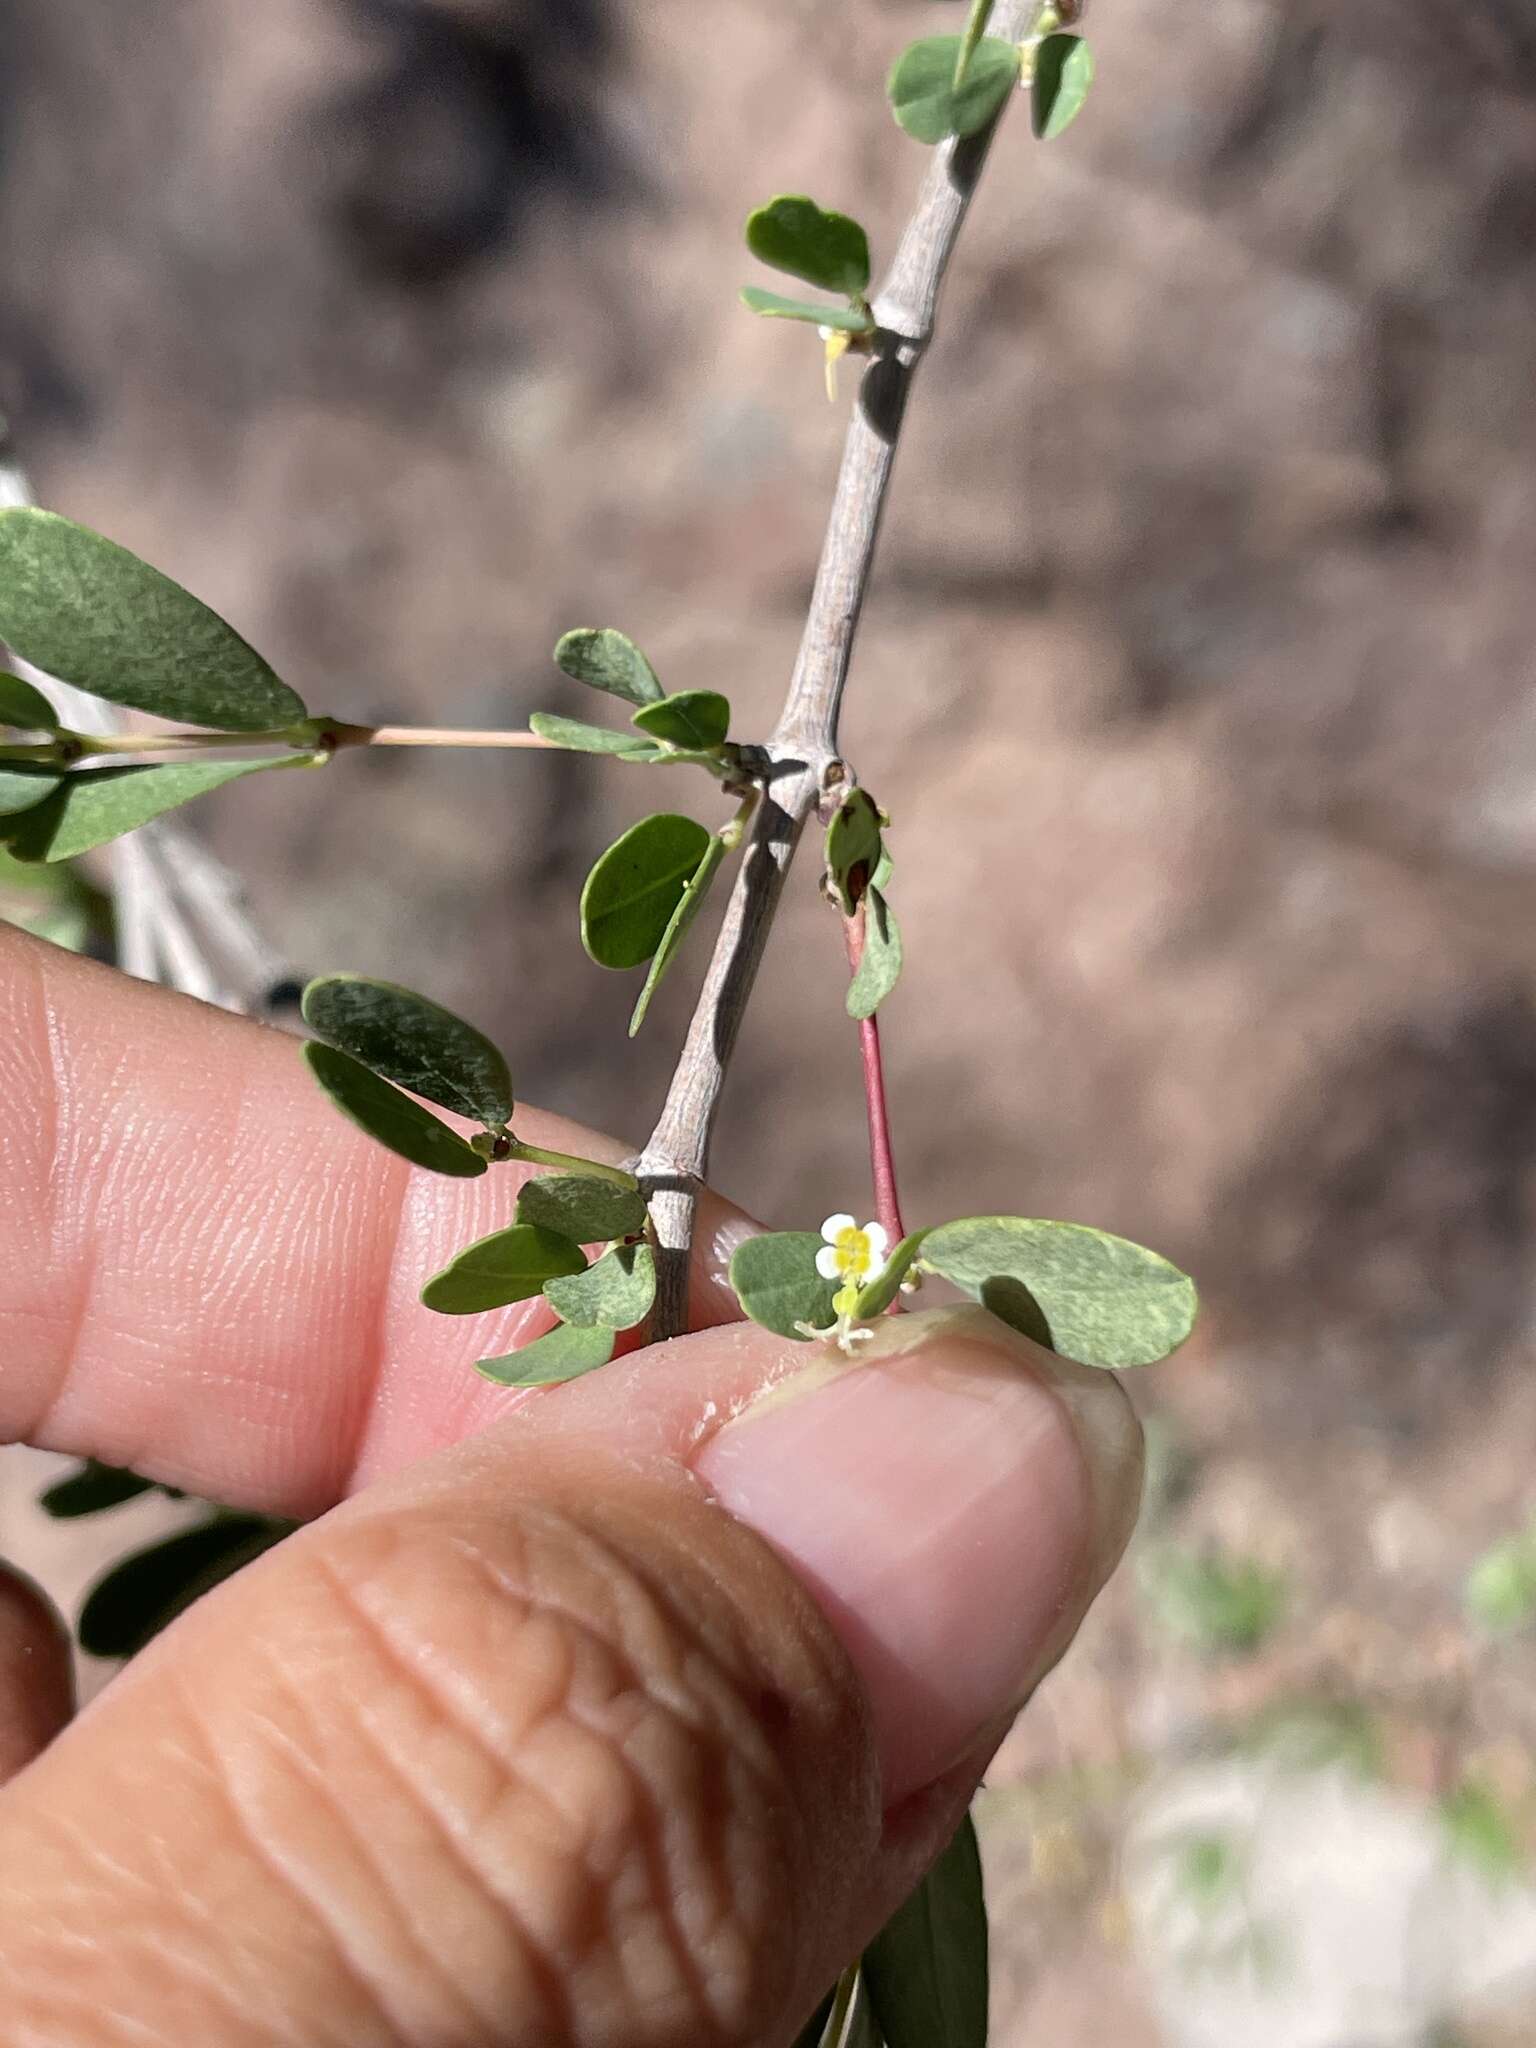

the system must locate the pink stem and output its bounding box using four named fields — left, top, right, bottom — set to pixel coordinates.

left=844, top=909, right=906, bottom=1248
